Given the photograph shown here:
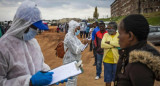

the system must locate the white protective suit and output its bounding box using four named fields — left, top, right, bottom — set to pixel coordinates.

left=63, top=20, right=85, bottom=86
left=0, top=1, right=50, bottom=86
